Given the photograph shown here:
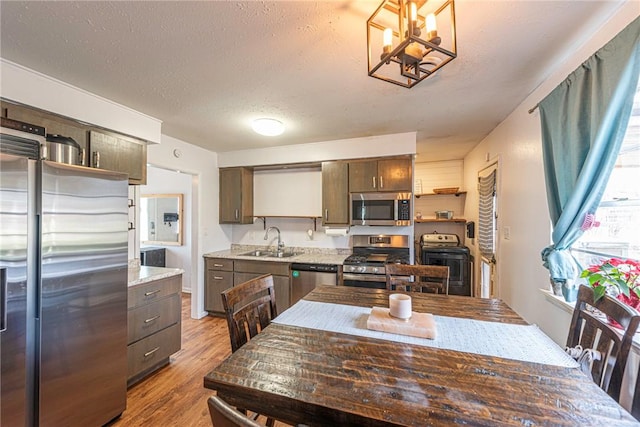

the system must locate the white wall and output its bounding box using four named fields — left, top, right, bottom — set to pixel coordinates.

left=462, top=3, right=639, bottom=345
left=146, top=135, right=227, bottom=319
left=218, top=132, right=416, bottom=167
left=140, top=166, right=193, bottom=292
left=254, top=168, right=322, bottom=217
